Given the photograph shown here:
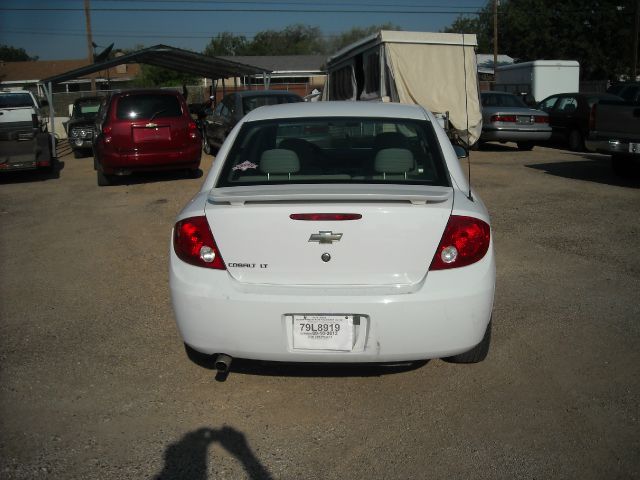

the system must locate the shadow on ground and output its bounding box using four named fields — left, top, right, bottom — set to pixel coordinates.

left=154, top=426, right=272, bottom=480
left=101, top=168, right=203, bottom=186
left=0, top=160, right=65, bottom=184
left=185, top=345, right=428, bottom=381
left=526, top=152, right=640, bottom=188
